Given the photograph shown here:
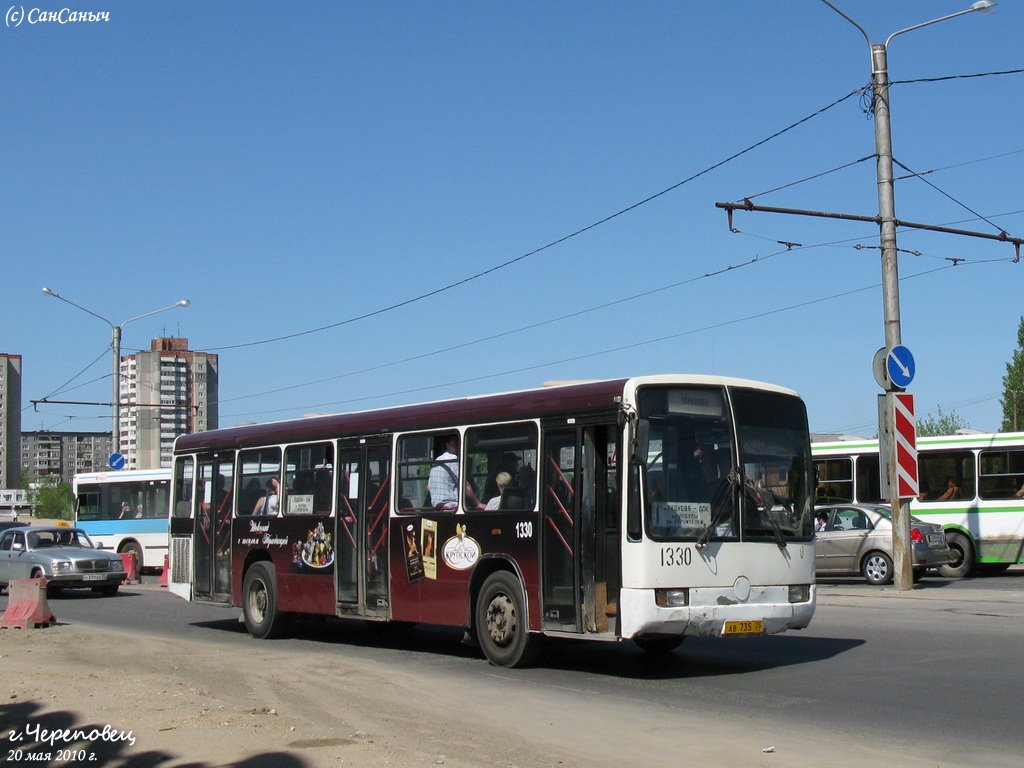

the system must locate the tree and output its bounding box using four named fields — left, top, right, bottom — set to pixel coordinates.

left=1001, top=316, right=1024, bottom=432
left=917, top=406, right=968, bottom=437
left=33, top=480, right=75, bottom=521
